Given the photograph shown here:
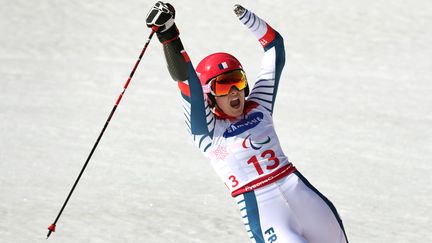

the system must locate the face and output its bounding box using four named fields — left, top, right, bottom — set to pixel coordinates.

left=215, top=87, right=245, bottom=117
